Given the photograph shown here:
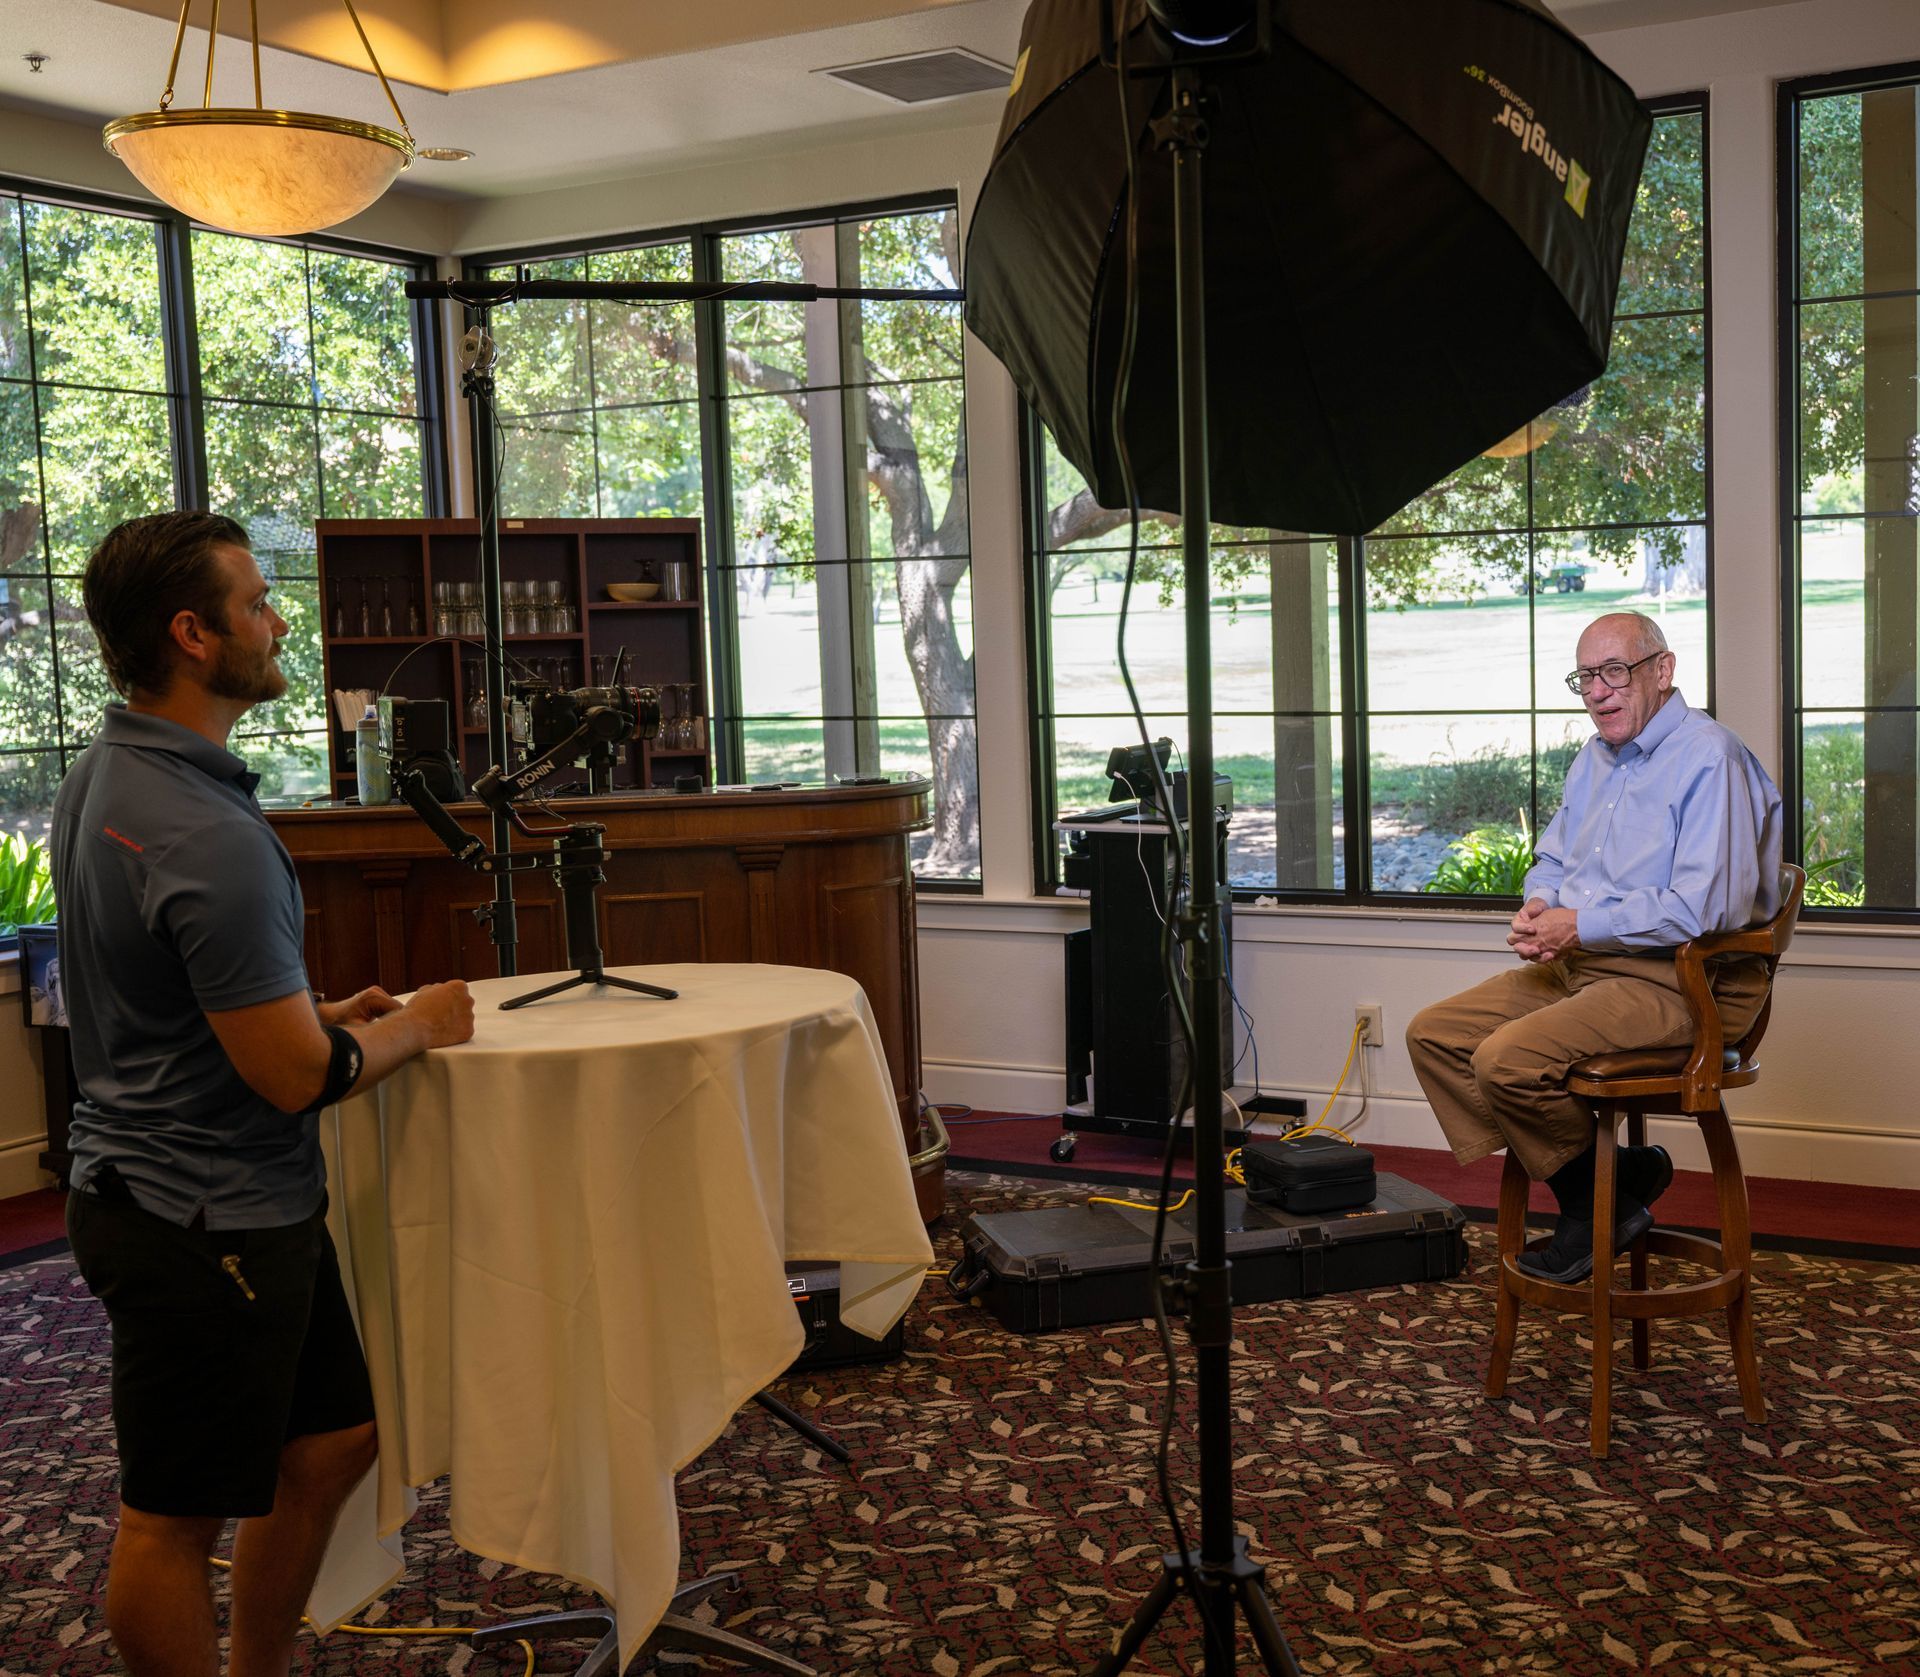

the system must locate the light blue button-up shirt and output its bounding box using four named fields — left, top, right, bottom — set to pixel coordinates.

left=1525, top=691, right=1782, bottom=950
